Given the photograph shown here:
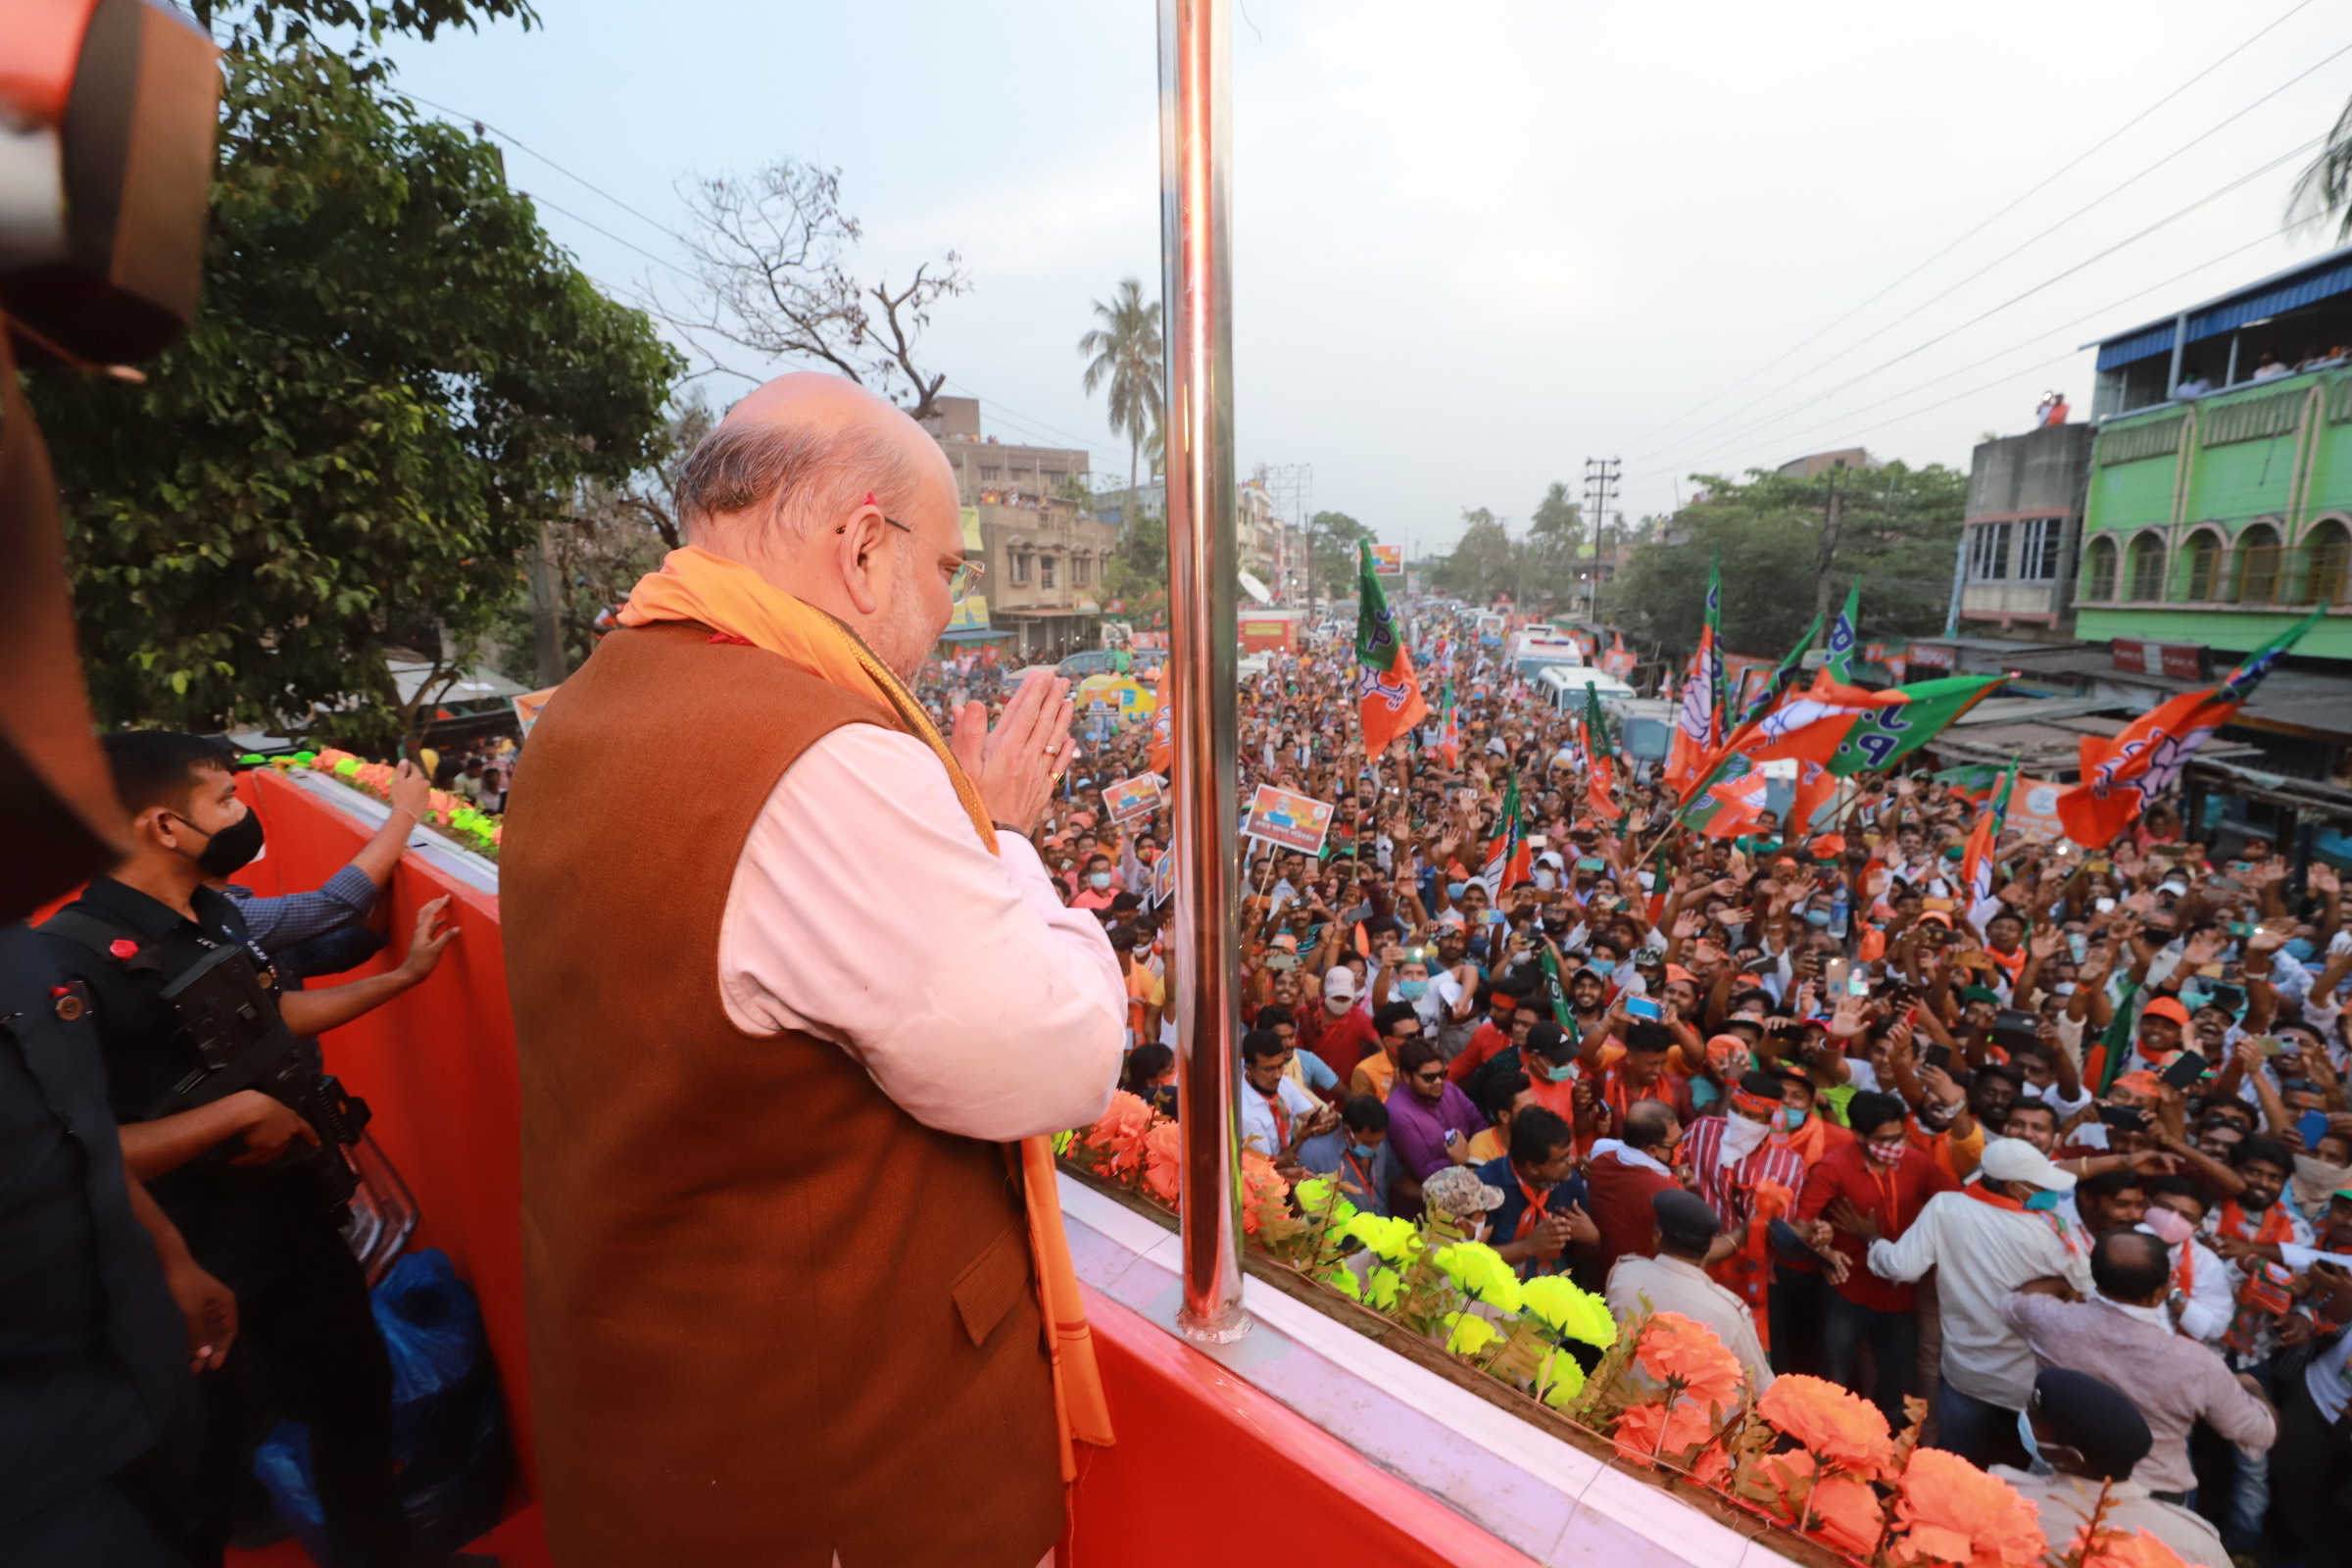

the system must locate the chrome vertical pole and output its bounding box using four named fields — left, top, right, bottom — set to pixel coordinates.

left=1159, top=0, right=1247, bottom=1343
